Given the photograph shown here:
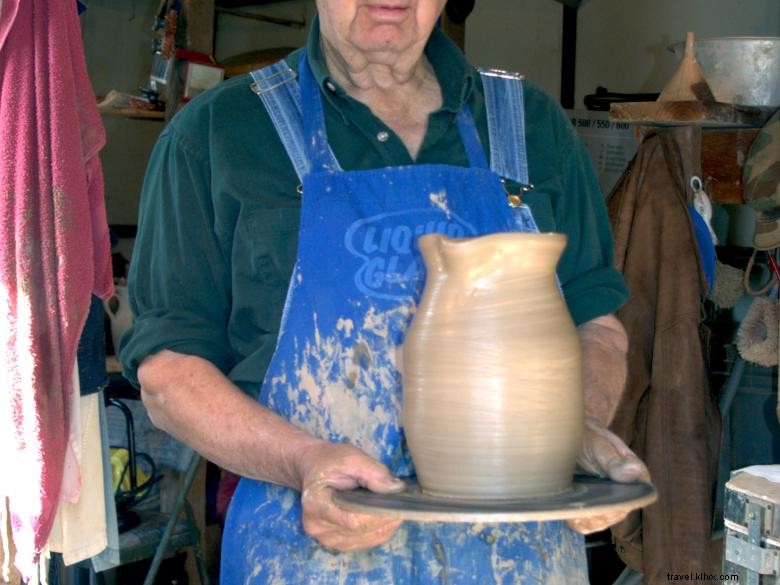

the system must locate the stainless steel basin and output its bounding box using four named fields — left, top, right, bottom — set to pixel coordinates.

left=670, top=37, right=780, bottom=107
